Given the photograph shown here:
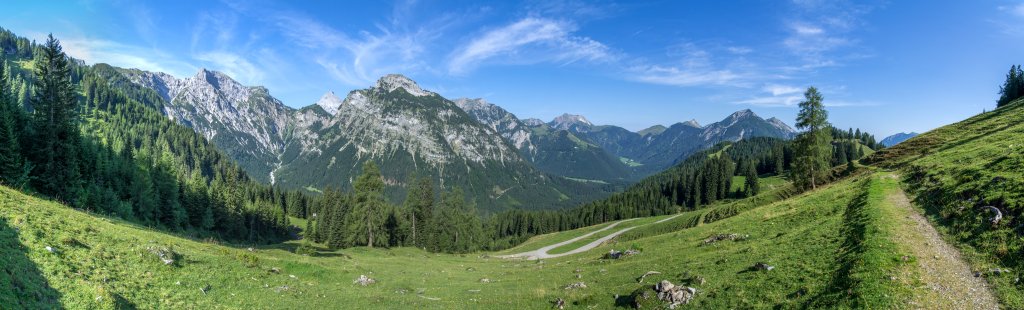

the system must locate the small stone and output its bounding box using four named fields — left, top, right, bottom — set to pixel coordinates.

left=974, top=272, right=982, bottom=278
left=479, top=278, right=490, bottom=283
left=564, top=282, right=587, bottom=290
left=353, top=275, right=376, bottom=286
left=44, top=246, right=55, bottom=253
left=289, top=275, right=297, bottom=279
